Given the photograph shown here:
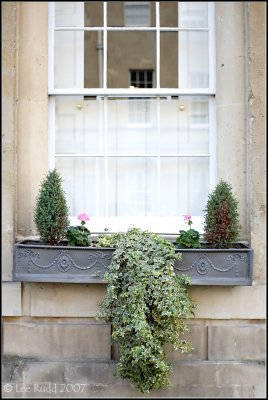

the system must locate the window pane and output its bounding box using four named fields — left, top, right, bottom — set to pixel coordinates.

left=160, top=32, right=178, bottom=88
left=107, top=32, right=156, bottom=88
left=179, top=31, right=209, bottom=88
left=55, top=2, right=85, bottom=27
left=179, top=2, right=208, bottom=28
left=55, top=97, right=104, bottom=155
left=54, top=31, right=84, bottom=88
left=107, top=99, right=157, bottom=155
left=84, top=1, right=103, bottom=27
left=108, top=157, right=157, bottom=216
left=107, top=1, right=155, bottom=27
left=160, top=157, right=209, bottom=216
left=55, top=2, right=103, bottom=27
left=84, top=31, right=103, bottom=88
left=55, top=31, right=102, bottom=89
left=160, top=1, right=178, bottom=27
left=55, top=157, right=105, bottom=217
left=159, top=97, right=209, bottom=154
